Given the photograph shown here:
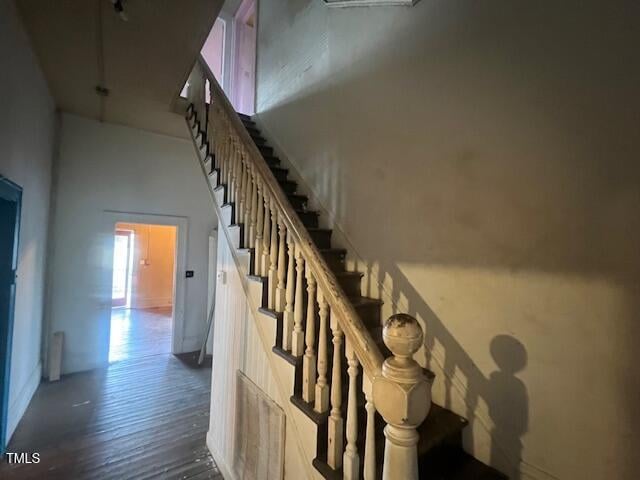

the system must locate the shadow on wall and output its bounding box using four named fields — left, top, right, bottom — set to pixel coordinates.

left=361, top=259, right=529, bottom=478
left=255, top=0, right=640, bottom=477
